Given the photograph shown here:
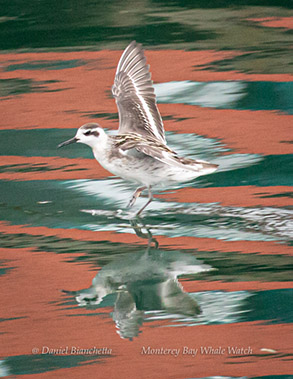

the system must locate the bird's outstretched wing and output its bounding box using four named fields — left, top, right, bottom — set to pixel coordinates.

left=112, top=41, right=166, bottom=144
